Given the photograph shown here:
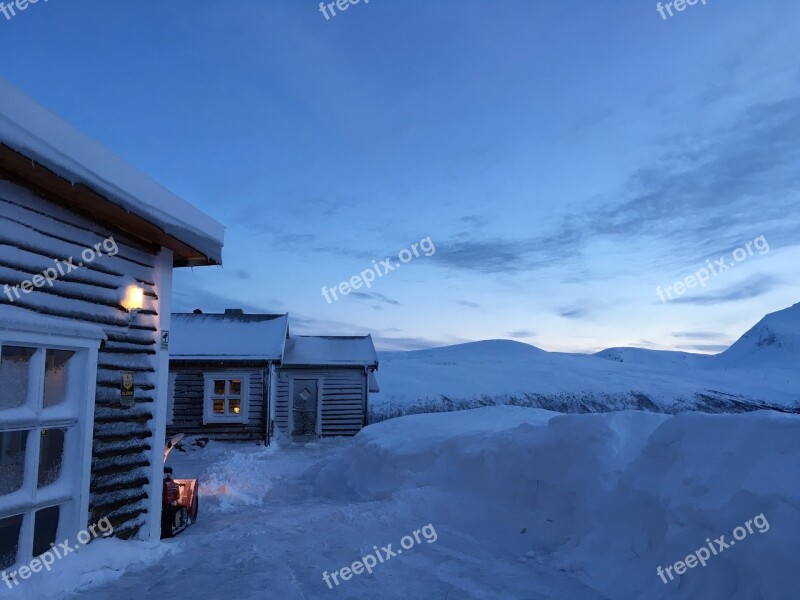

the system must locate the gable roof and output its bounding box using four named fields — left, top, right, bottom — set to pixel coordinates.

left=283, top=335, right=379, bottom=368
left=0, top=78, right=224, bottom=267
left=171, top=312, right=288, bottom=361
